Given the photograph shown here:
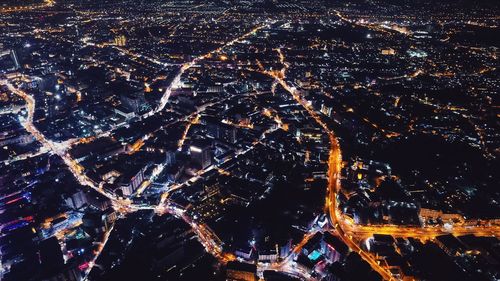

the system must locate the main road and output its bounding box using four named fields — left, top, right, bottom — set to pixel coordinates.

left=0, top=0, right=55, bottom=13
left=261, top=47, right=500, bottom=280
left=258, top=56, right=395, bottom=279
left=0, top=79, right=144, bottom=213
left=345, top=223, right=500, bottom=240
